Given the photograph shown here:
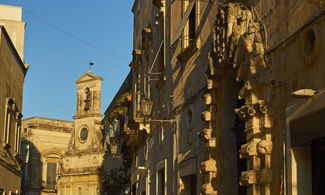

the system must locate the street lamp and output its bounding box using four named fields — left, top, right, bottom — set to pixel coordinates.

left=290, top=89, right=318, bottom=98
left=141, top=99, right=153, bottom=118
